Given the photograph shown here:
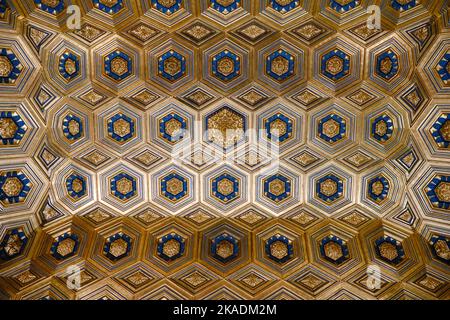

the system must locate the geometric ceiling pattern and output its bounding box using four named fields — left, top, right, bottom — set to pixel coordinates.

left=0, top=0, right=449, bottom=300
